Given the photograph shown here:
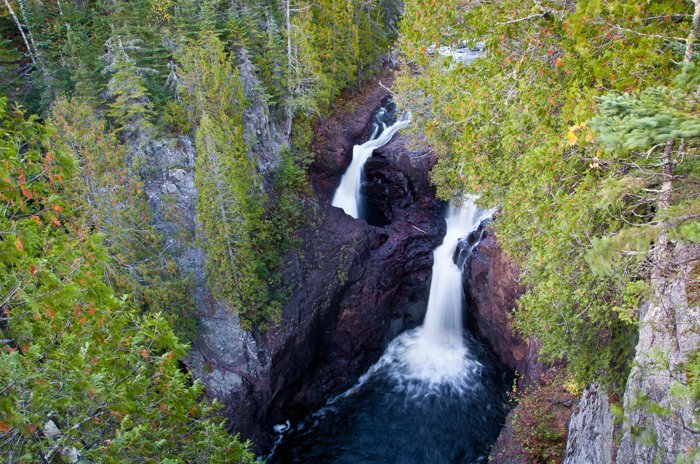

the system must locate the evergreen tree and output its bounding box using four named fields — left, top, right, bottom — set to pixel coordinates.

left=102, top=35, right=155, bottom=140
left=179, top=33, right=279, bottom=328
left=0, top=98, right=254, bottom=463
